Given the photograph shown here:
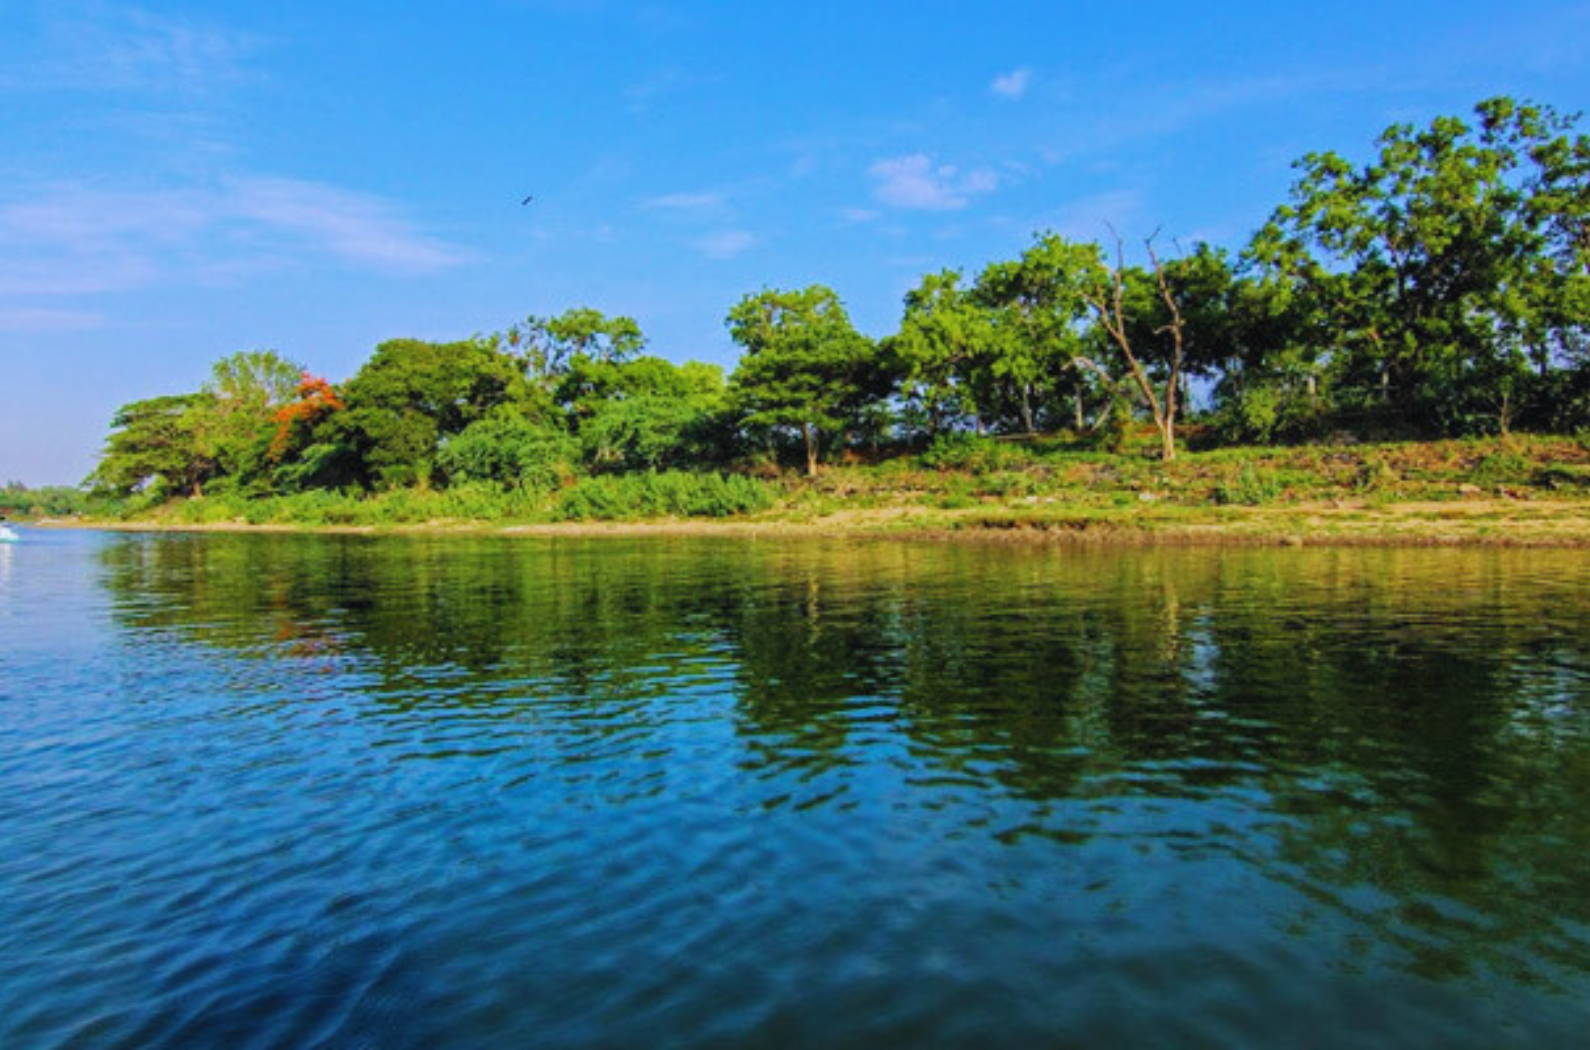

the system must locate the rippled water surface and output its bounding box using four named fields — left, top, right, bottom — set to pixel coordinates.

left=4, top=531, right=1590, bottom=1046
